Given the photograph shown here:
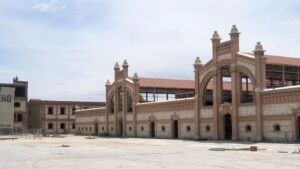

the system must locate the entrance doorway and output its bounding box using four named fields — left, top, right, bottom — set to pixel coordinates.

left=173, top=120, right=179, bottom=138
left=224, top=114, right=232, bottom=140
left=150, top=122, right=155, bottom=138
left=118, top=121, right=123, bottom=136
left=95, top=123, right=98, bottom=136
